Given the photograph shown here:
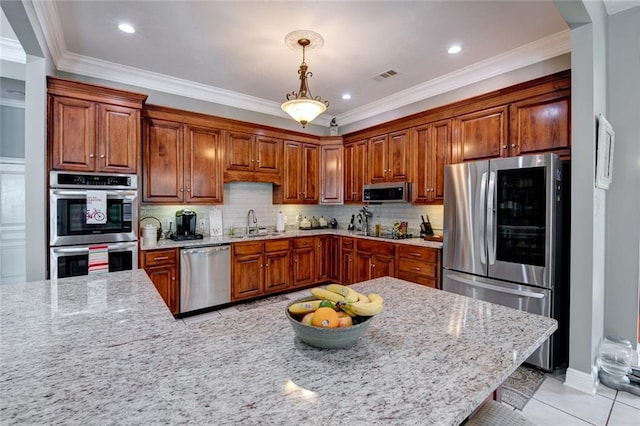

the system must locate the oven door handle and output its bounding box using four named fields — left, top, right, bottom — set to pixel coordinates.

left=51, top=242, right=138, bottom=254
left=50, top=189, right=138, bottom=198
